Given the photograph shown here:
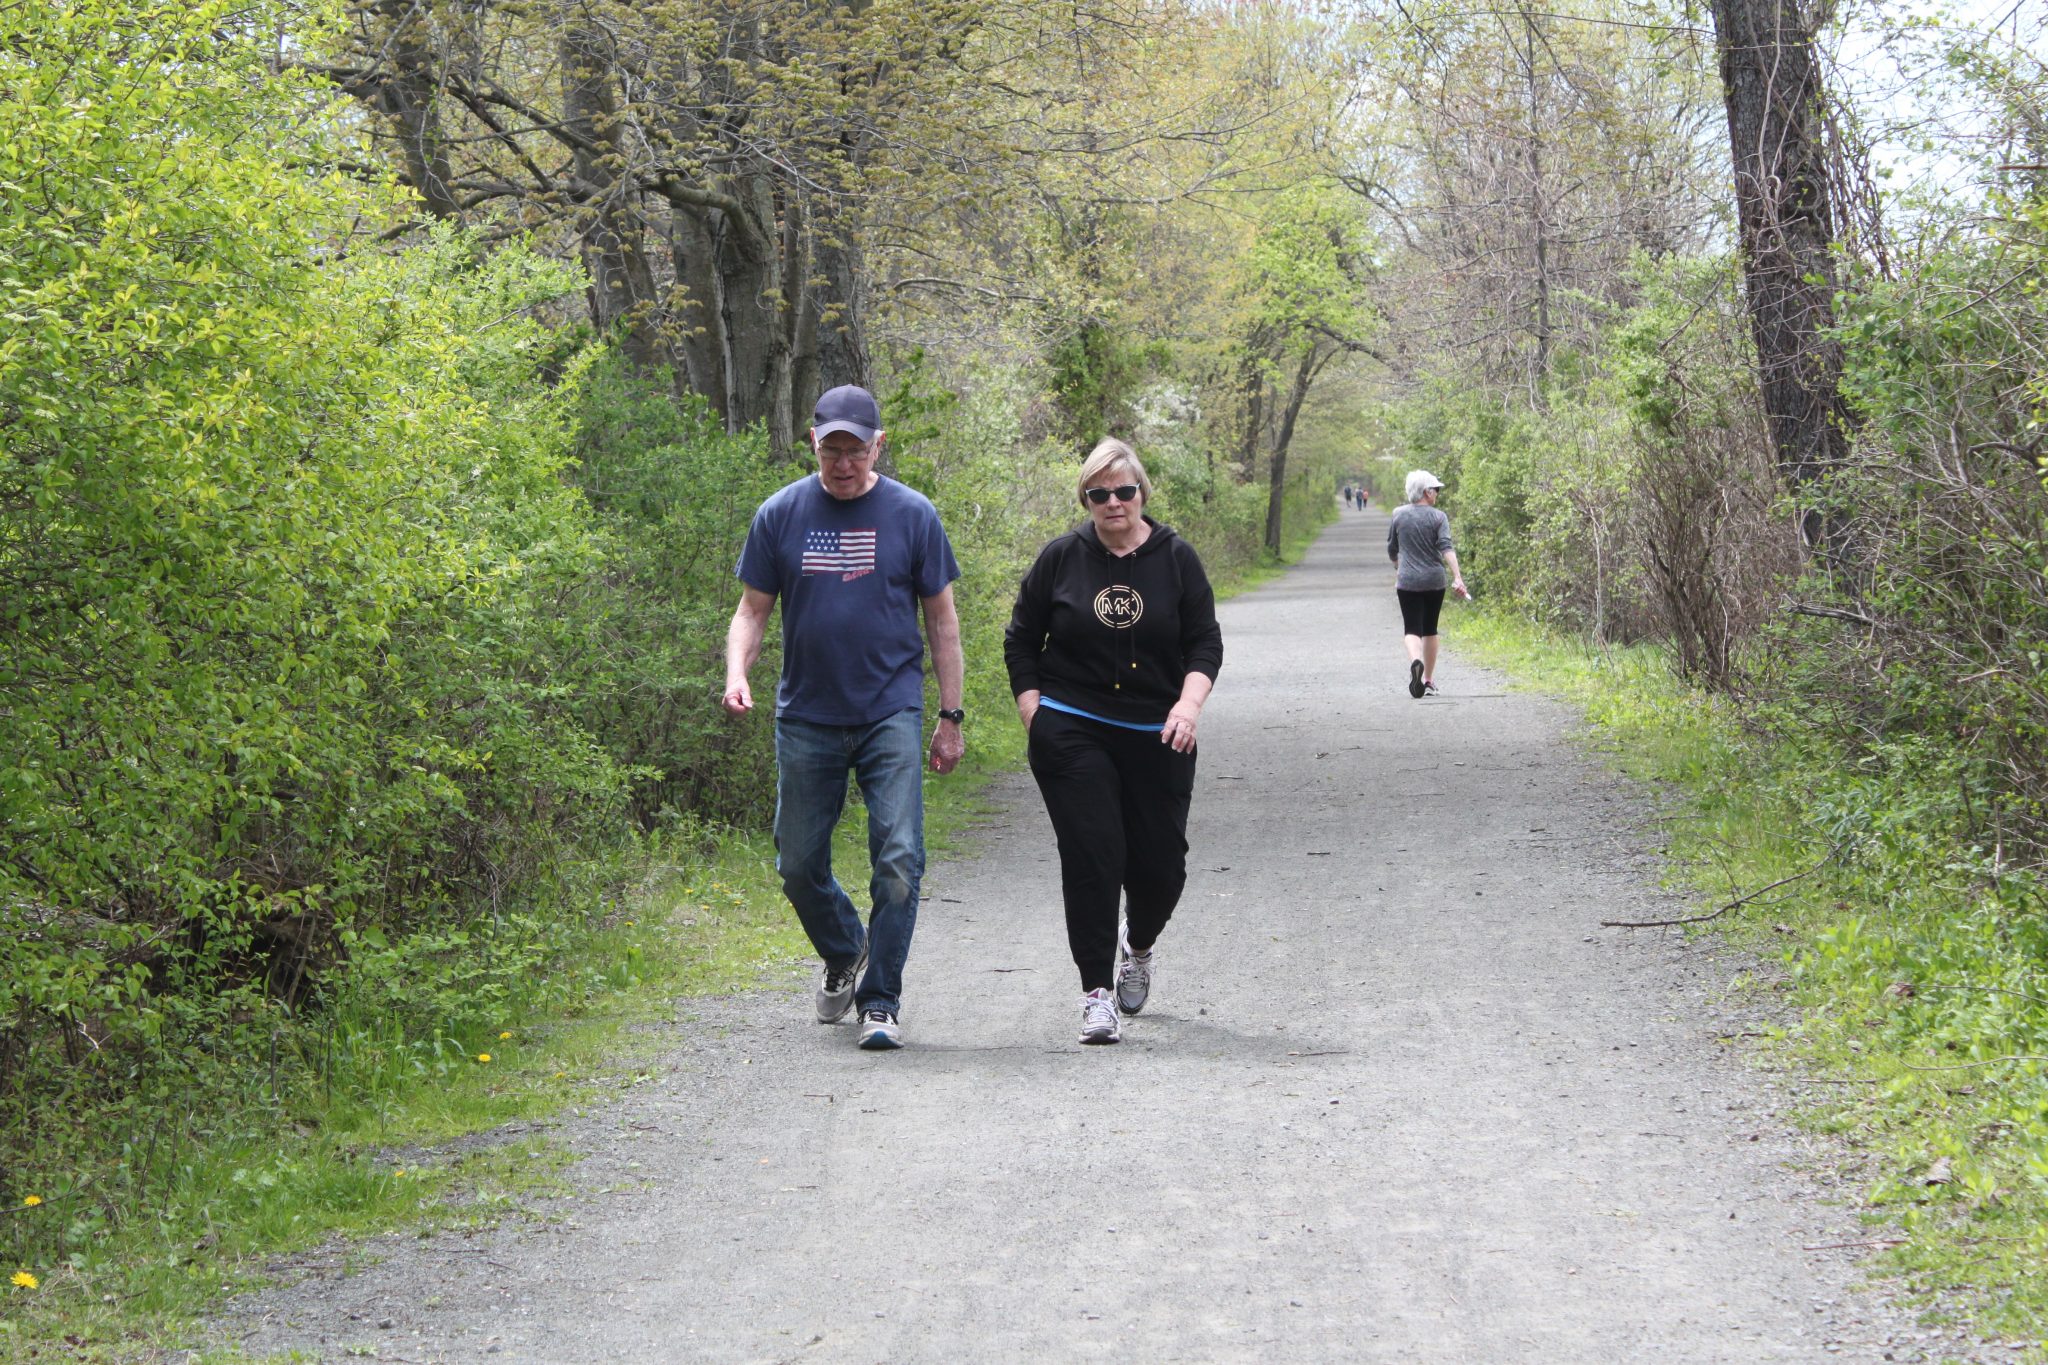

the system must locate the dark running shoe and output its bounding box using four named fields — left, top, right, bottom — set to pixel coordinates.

left=1408, top=660, right=1426, bottom=698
